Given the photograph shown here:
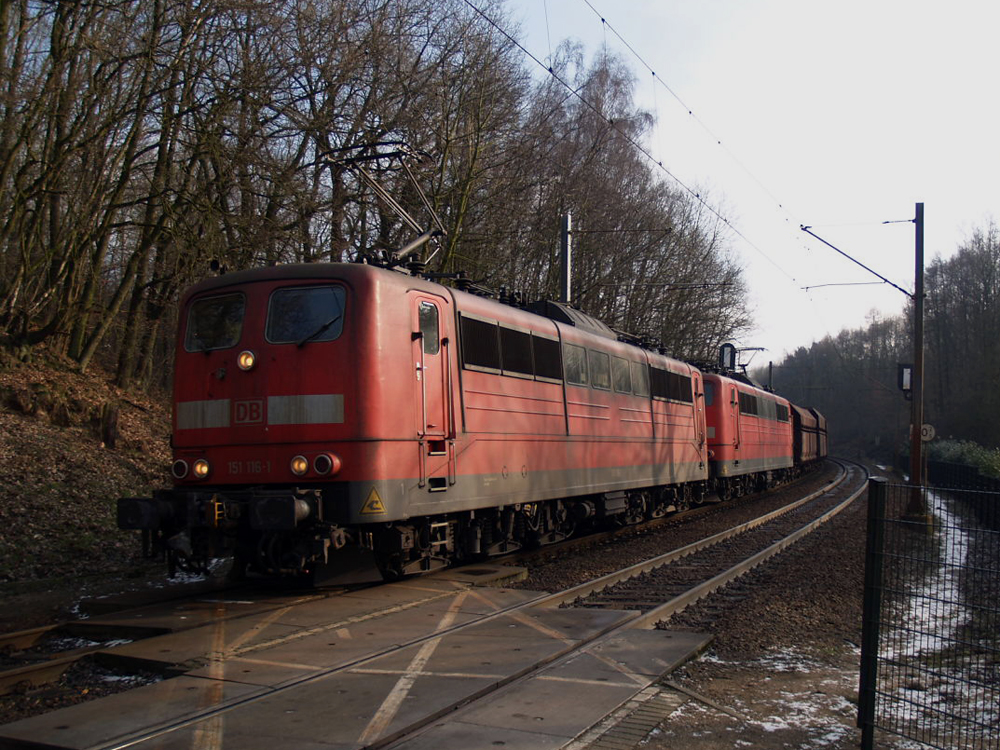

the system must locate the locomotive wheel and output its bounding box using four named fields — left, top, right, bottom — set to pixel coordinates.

left=717, top=482, right=732, bottom=503
left=520, top=505, right=544, bottom=547
left=374, top=549, right=449, bottom=581
left=375, top=553, right=406, bottom=582
left=549, top=503, right=576, bottom=542
left=679, top=484, right=695, bottom=511
left=227, top=551, right=249, bottom=582
left=255, top=532, right=310, bottom=576
left=625, top=491, right=649, bottom=525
